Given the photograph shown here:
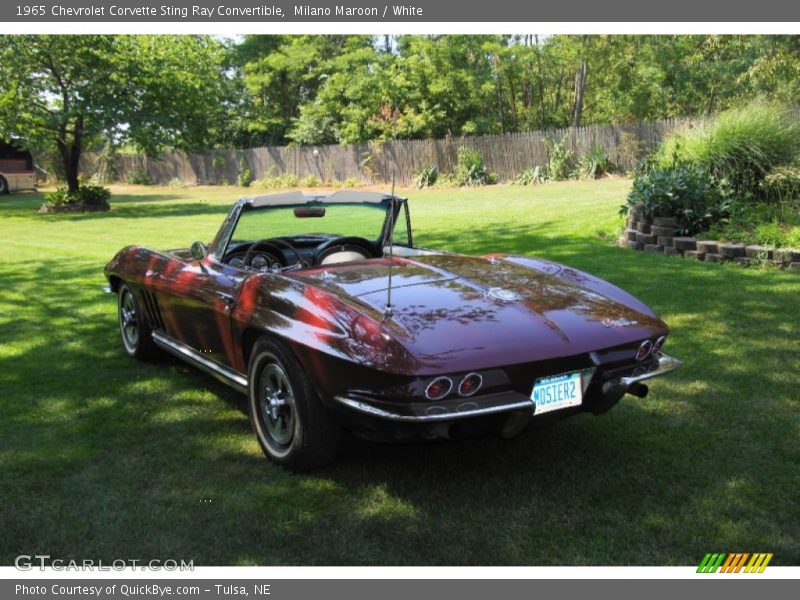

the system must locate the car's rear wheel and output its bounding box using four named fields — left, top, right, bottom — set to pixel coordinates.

left=0, top=176, right=8, bottom=195
left=117, top=283, right=159, bottom=360
left=248, top=337, right=340, bottom=471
